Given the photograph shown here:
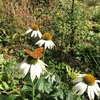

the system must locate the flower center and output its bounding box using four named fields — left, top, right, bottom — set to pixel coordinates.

left=26, top=56, right=38, bottom=64
left=50, top=73, right=54, bottom=77
left=84, top=74, right=95, bottom=85
left=31, top=24, right=39, bottom=30
left=42, top=32, right=52, bottom=40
